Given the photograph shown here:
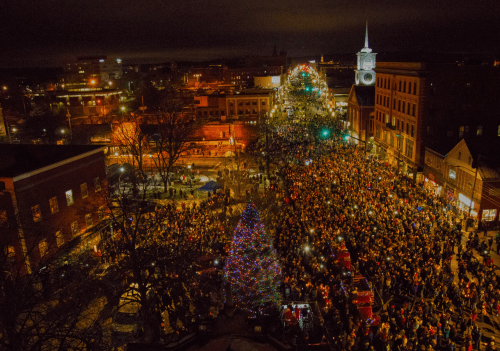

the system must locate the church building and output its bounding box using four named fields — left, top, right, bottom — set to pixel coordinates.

left=347, top=22, right=376, bottom=149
